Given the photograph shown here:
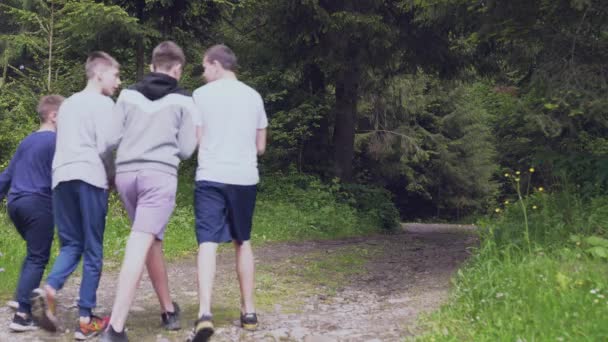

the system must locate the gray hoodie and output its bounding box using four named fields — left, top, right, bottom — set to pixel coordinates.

left=113, top=73, right=198, bottom=175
